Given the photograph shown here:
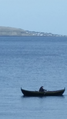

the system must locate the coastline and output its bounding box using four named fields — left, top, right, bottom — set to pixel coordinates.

left=0, top=26, right=66, bottom=37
